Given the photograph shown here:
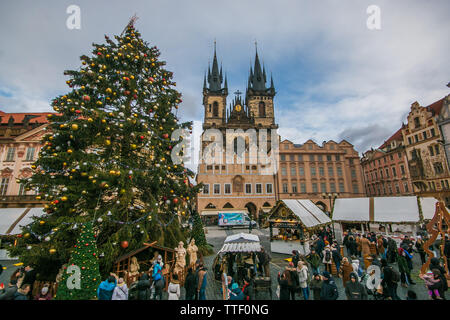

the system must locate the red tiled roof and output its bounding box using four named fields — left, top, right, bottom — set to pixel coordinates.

left=379, top=127, right=403, bottom=149
left=0, top=111, right=54, bottom=124
left=425, top=98, right=444, bottom=115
